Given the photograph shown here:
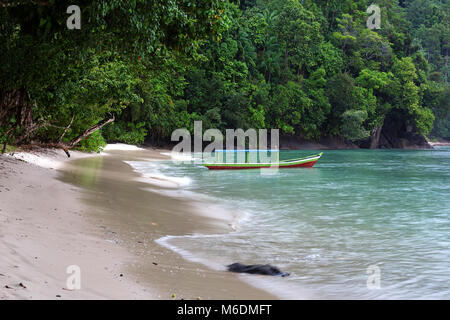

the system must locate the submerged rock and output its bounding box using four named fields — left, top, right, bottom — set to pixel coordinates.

left=226, top=263, right=290, bottom=277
